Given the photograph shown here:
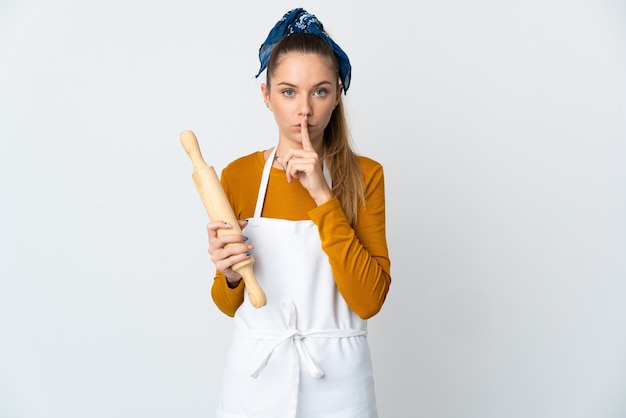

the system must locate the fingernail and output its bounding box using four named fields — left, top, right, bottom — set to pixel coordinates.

left=242, top=236, right=249, bottom=241
left=245, top=252, right=251, bottom=257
